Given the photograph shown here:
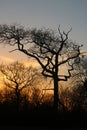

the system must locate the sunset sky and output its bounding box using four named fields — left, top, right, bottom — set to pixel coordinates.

left=0, top=0, right=87, bottom=64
